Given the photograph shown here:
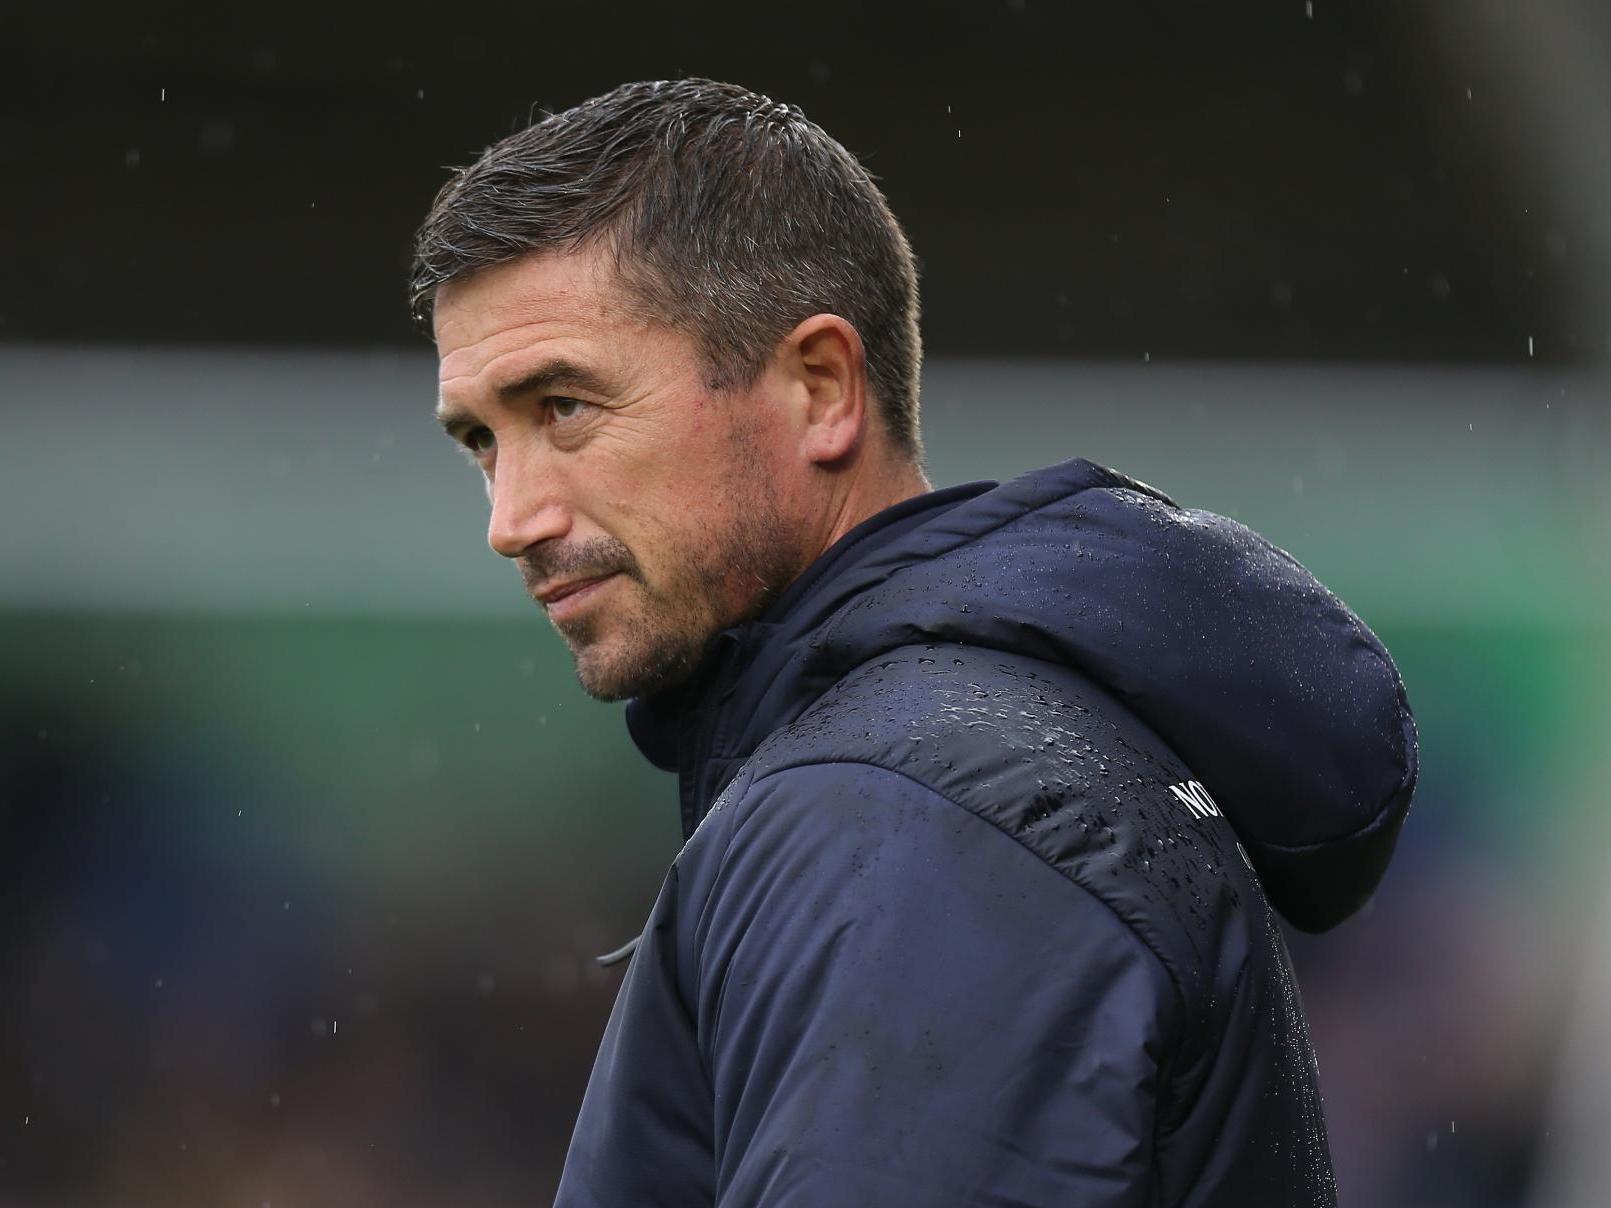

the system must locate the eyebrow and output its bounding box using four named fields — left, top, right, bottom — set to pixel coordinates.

left=435, top=358, right=616, bottom=437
